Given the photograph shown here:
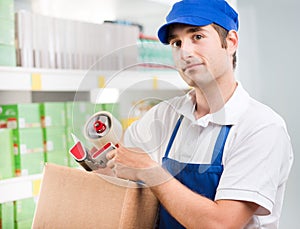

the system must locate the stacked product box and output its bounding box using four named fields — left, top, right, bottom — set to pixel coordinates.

left=14, top=197, right=37, bottom=229
left=40, top=102, right=68, bottom=166
left=0, top=0, right=16, bottom=66
left=15, top=12, right=139, bottom=70
left=0, top=104, right=44, bottom=176
left=138, top=37, right=173, bottom=67
left=65, top=101, right=94, bottom=168
left=0, top=129, right=14, bottom=180
left=0, top=201, right=14, bottom=228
